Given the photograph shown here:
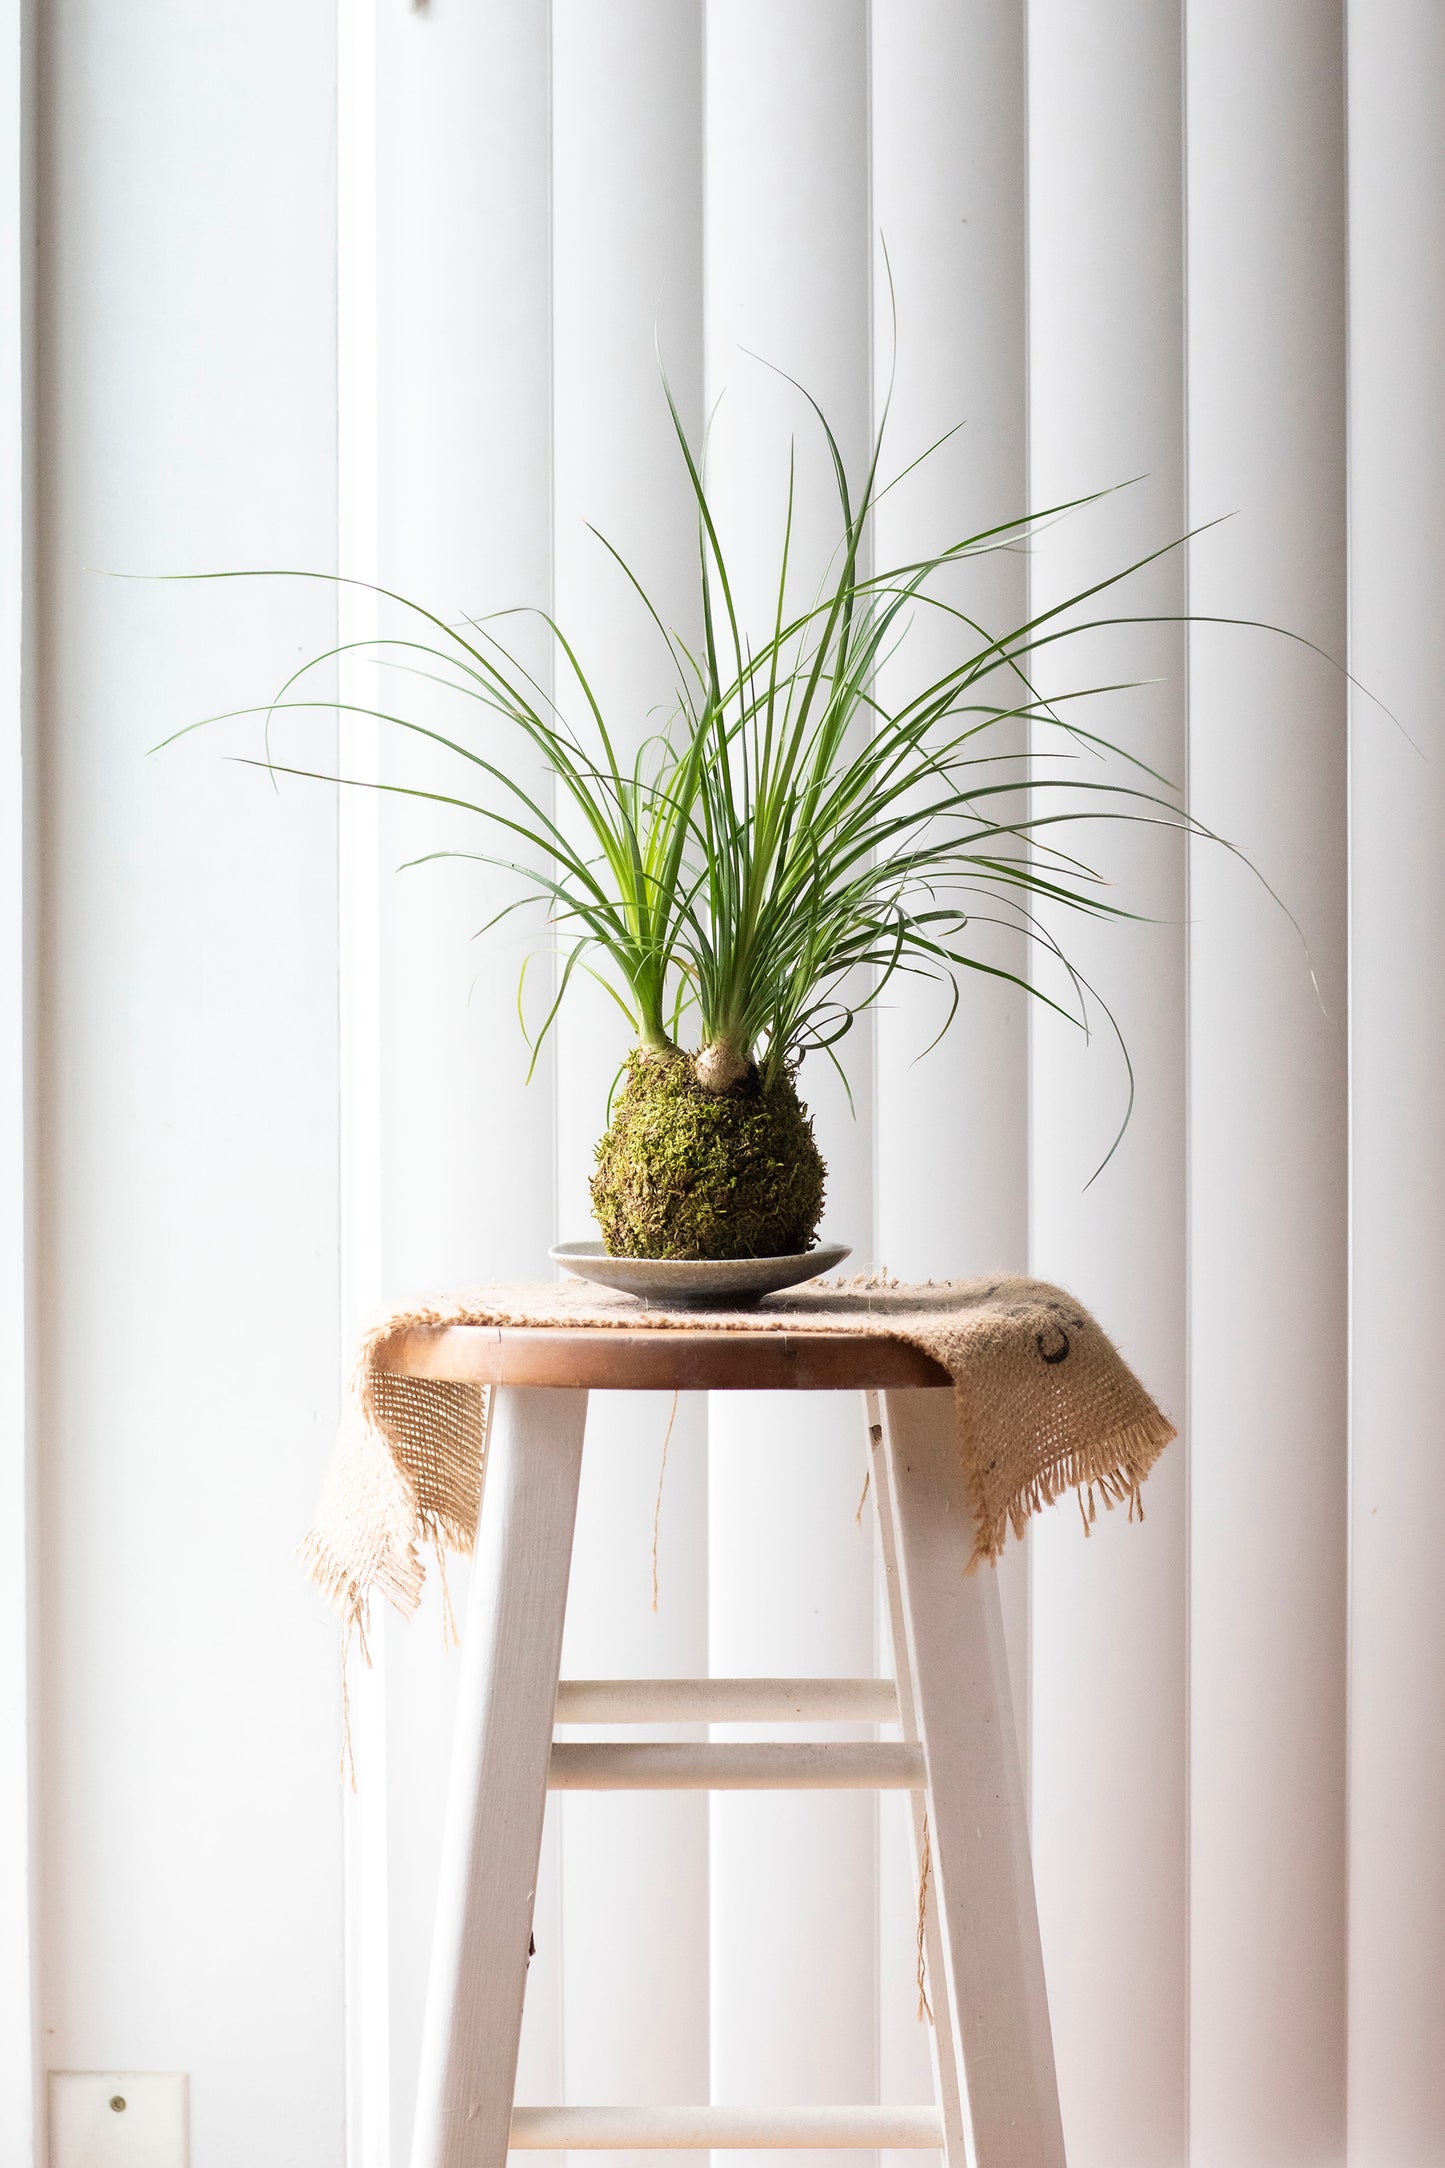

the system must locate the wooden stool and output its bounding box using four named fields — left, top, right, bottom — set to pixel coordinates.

left=386, top=1321, right=1066, bottom=2168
